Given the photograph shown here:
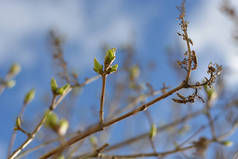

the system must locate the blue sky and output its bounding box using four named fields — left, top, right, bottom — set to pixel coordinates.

left=1, top=0, right=238, bottom=158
